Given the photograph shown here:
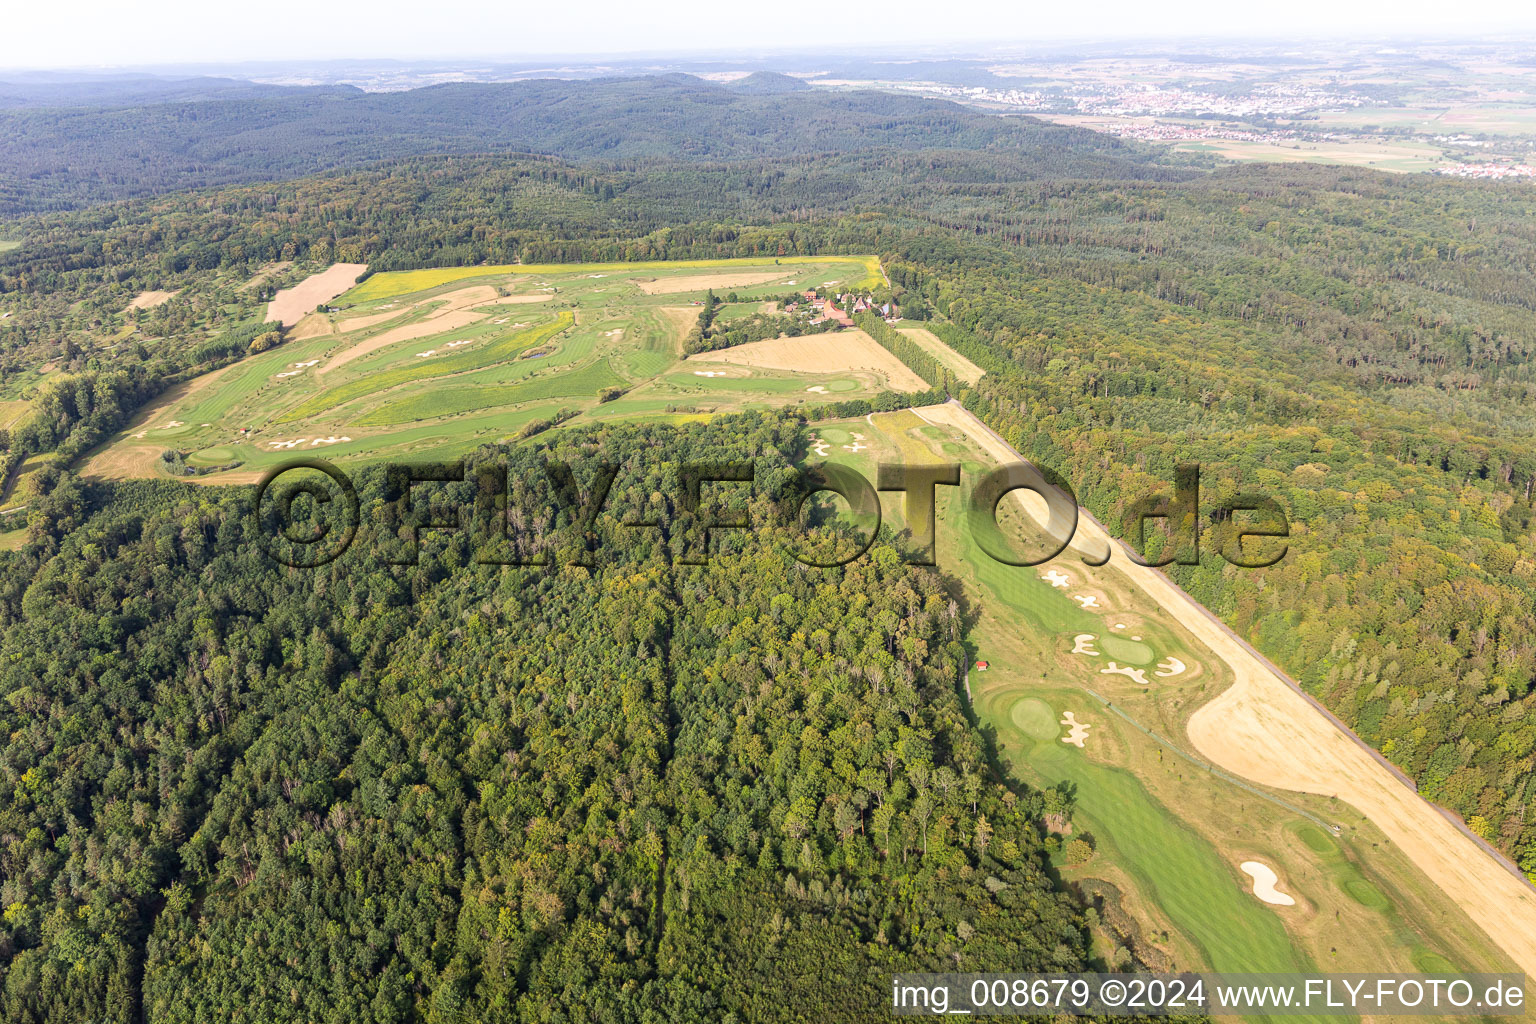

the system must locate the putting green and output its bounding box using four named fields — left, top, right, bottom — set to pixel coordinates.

left=1297, top=824, right=1335, bottom=855
left=1011, top=697, right=1060, bottom=742
left=1346, top=878, right=1390, bottom=911
left=188, top=447, right=236, bottom=465
left=1100, top=634, right=1154, bottom=665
